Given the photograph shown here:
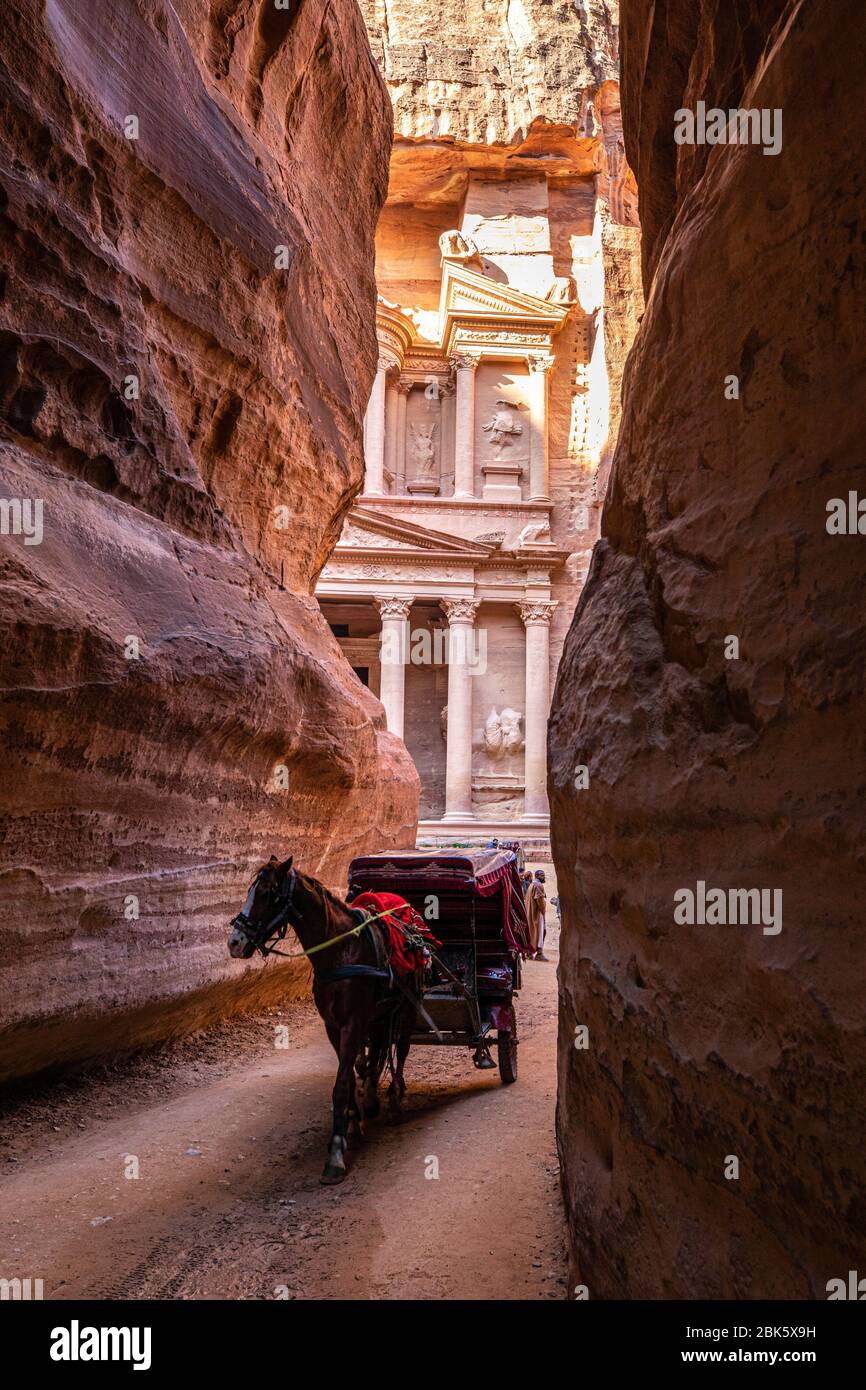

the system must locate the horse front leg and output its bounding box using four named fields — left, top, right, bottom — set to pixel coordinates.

left=321, top=1020, right=366, bottom=1184
left=347, top=1064, right=365, bottom=1149
left=350, top=1042, right=376, bottom=1137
